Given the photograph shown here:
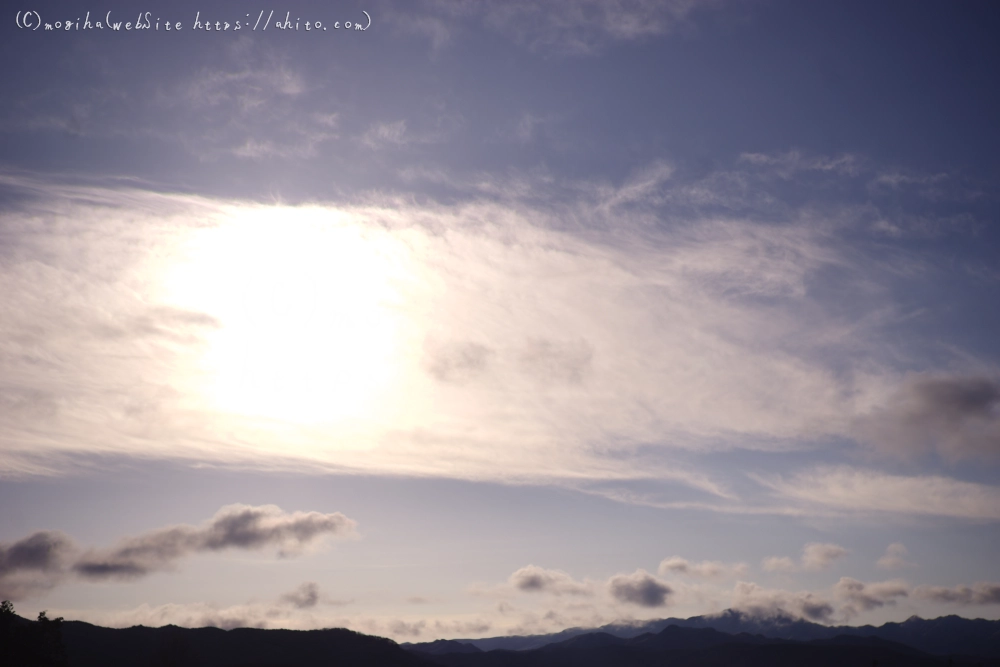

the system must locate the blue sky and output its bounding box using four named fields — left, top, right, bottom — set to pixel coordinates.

left=1, top=0, right=998, bottom=641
